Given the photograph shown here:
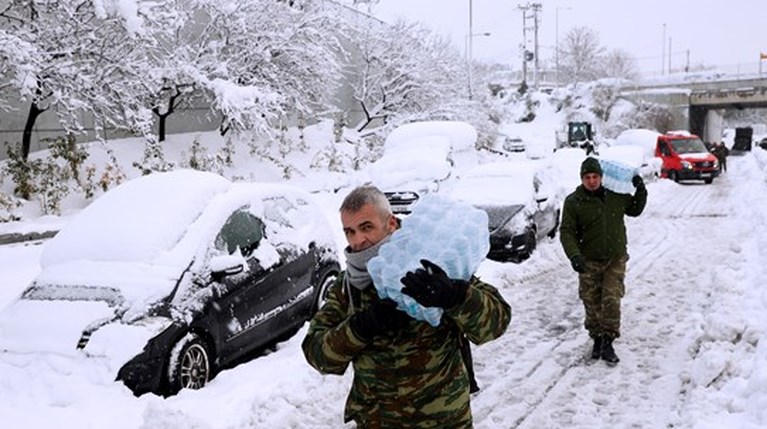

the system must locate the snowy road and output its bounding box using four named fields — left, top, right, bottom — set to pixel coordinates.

left=1, top=154, right=766, bottom=428
left=471, top=153, right=767, bottom=428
